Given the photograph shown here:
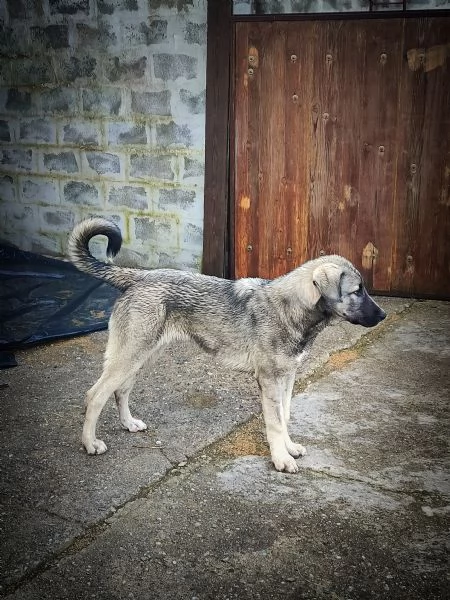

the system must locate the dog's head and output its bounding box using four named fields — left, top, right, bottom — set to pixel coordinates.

left=308, top=258, right=386, bottom=328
